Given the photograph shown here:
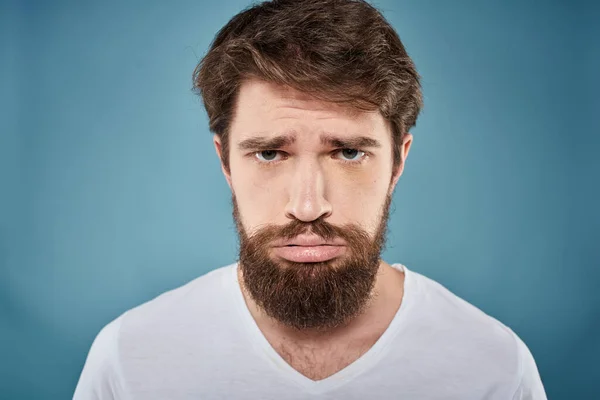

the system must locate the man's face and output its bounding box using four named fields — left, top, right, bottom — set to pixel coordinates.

left=215, top=79, right=411, bottom=331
